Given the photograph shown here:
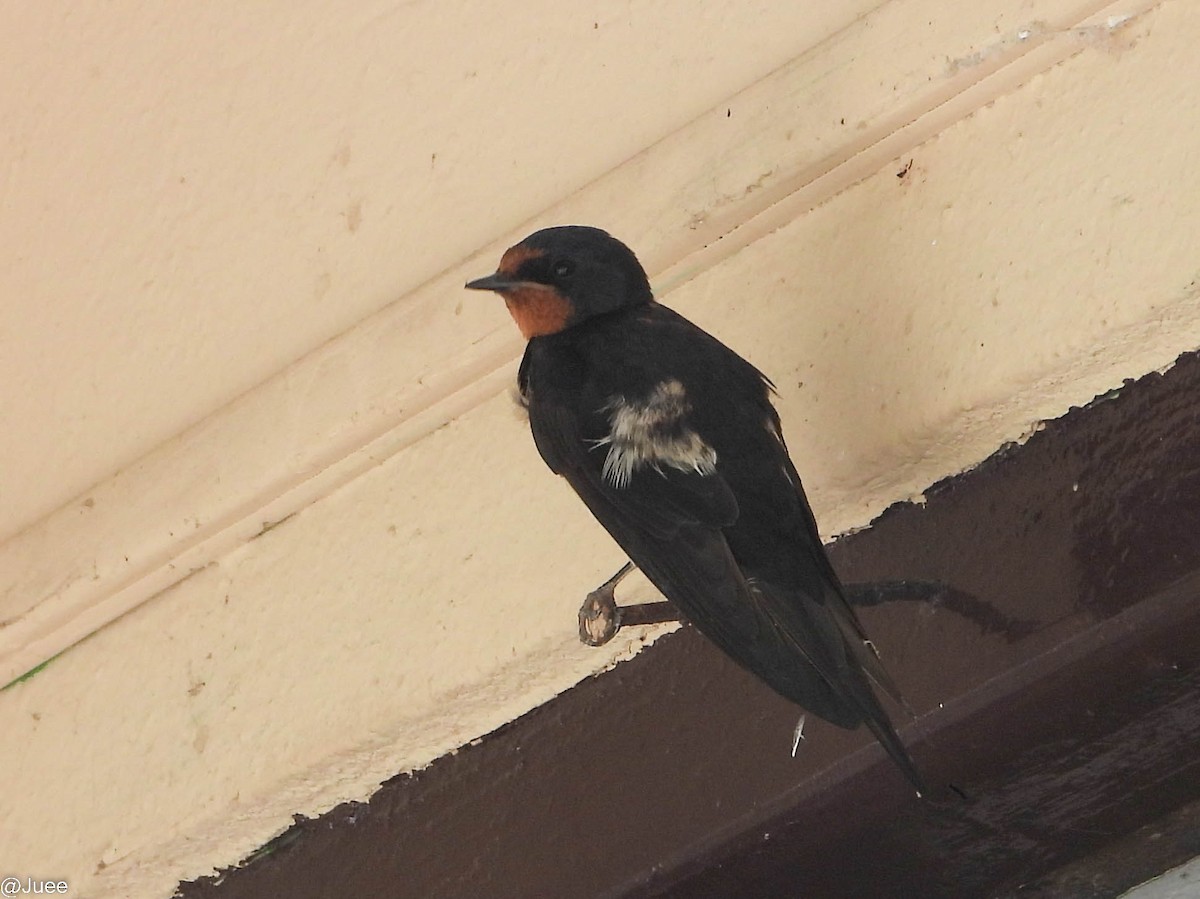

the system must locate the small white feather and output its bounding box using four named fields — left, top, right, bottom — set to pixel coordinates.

left=598, top=380, right=717, bottom=488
